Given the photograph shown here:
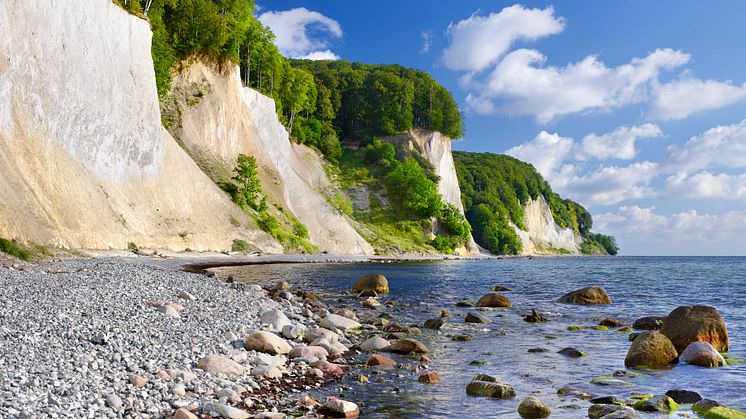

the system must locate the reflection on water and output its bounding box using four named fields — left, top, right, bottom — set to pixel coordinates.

left=214, top=257, right=746, bottom=418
